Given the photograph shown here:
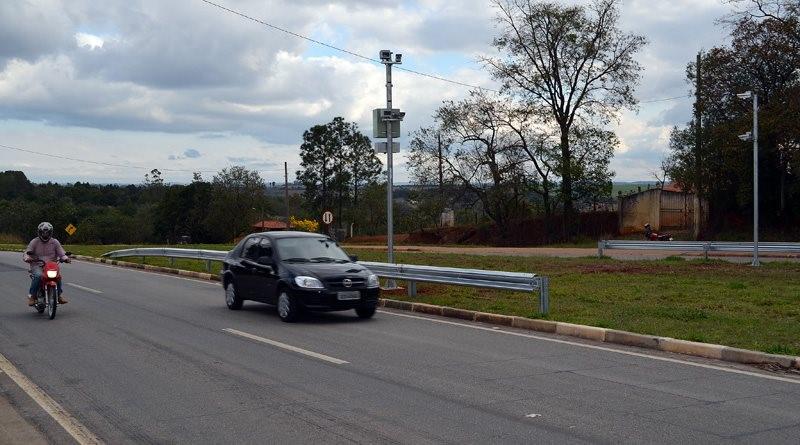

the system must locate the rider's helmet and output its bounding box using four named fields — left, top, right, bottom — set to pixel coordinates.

left=644, top=223, right=651, bottom=229
left=37, top=222, right=54, bottom=242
